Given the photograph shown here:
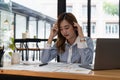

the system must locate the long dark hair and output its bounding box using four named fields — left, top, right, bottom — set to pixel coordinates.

left=56, top=12, right=78, bottom=53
